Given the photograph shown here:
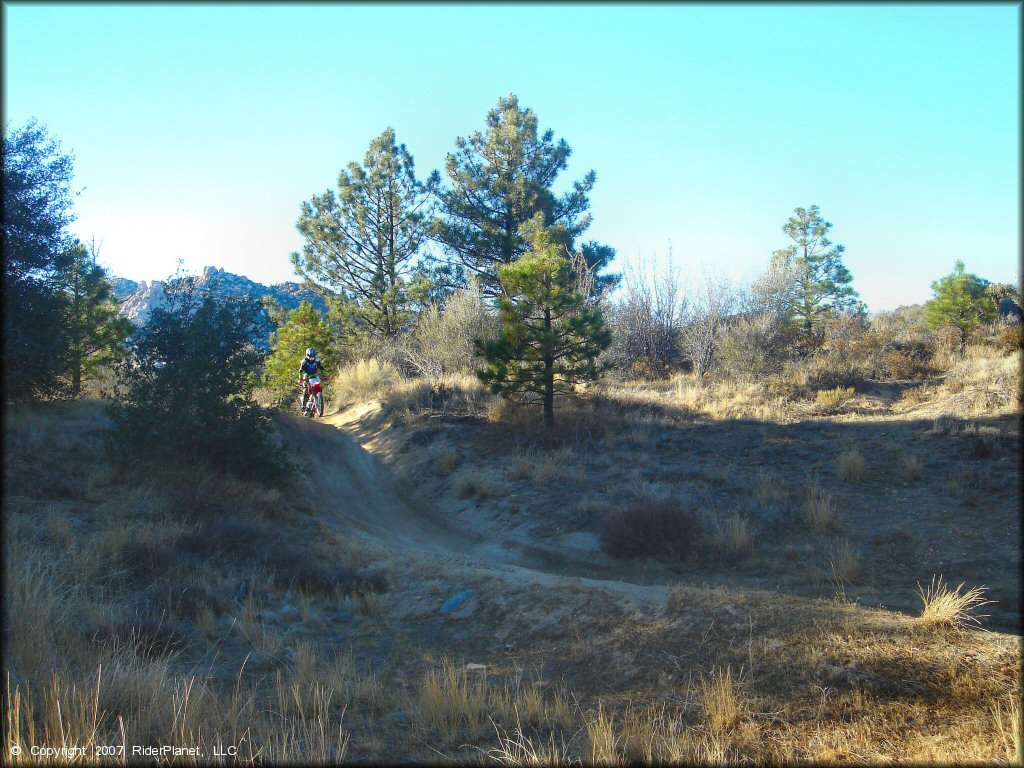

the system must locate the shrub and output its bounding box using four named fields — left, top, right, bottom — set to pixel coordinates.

left=998, top=322, right=1023, bottom=354
left=716, top=312, right=795, bottom=380
left=106, top=276, right=288, bottom=482
left=597, top=500, right=703, bottom=559
left=272, top=560, right=388, bottom=598
left=404, top=280, right=496, bottom=378
left=815, top=386, right=855, bottom=412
